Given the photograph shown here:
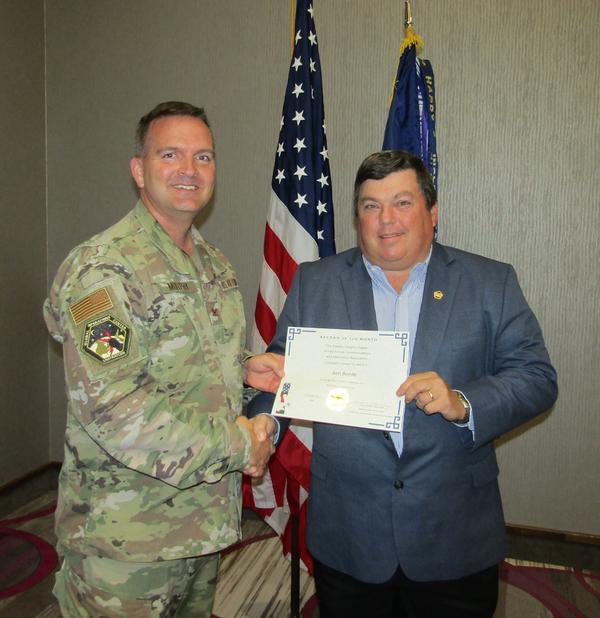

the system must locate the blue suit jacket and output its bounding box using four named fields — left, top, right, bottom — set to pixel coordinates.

left=250, top=242, right=557, bottom=583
